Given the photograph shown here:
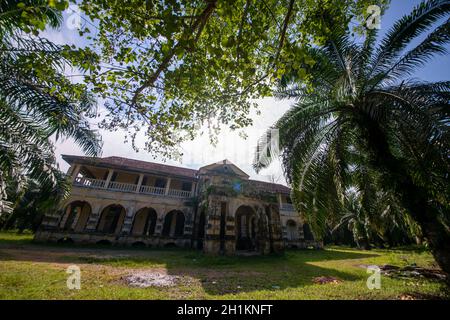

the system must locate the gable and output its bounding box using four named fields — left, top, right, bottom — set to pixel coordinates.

left=198, top=160, right=250, bottom=179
